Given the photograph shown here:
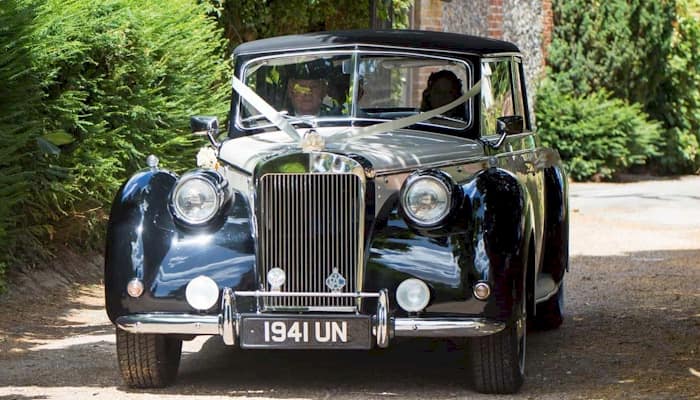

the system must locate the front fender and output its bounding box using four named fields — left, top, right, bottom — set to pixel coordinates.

left=468, top=167, right=531, bottom=322
left=542, top=164, right=569, bottom=282
left=104, top=169, right=256, bottom=323
left=365, top=167, right=531, bottom=322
